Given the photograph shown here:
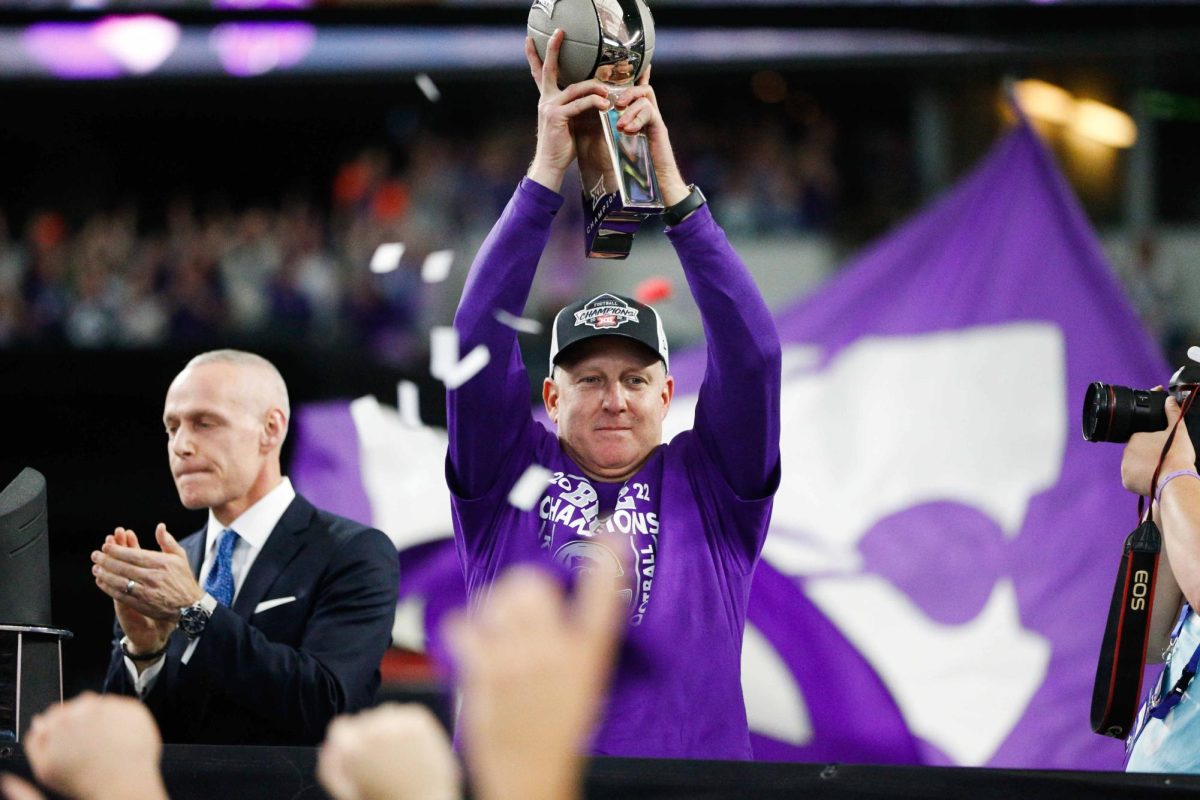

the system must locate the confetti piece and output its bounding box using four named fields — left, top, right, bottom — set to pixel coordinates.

left=635, top=276, right=673, bottom=304
left=397, top=380, right=422, bottom=428
left=430, top=326, right=459, bottom=378
left=508, top=464, right=553, bottom=511
left=430, top=326, right=491, bottom=389
left=370, top=242, right=405, bottom=274
left=421, top=249, right=454, bottom=283
left=1189, top=346, right=1200, bottom=365
left=493, top=309, right=544, bottom=335
left=392, top=596, right=426, bottom=651
left=415, top=73, right=441, bottom=102
left=443, top=345, right=490, bottom=389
